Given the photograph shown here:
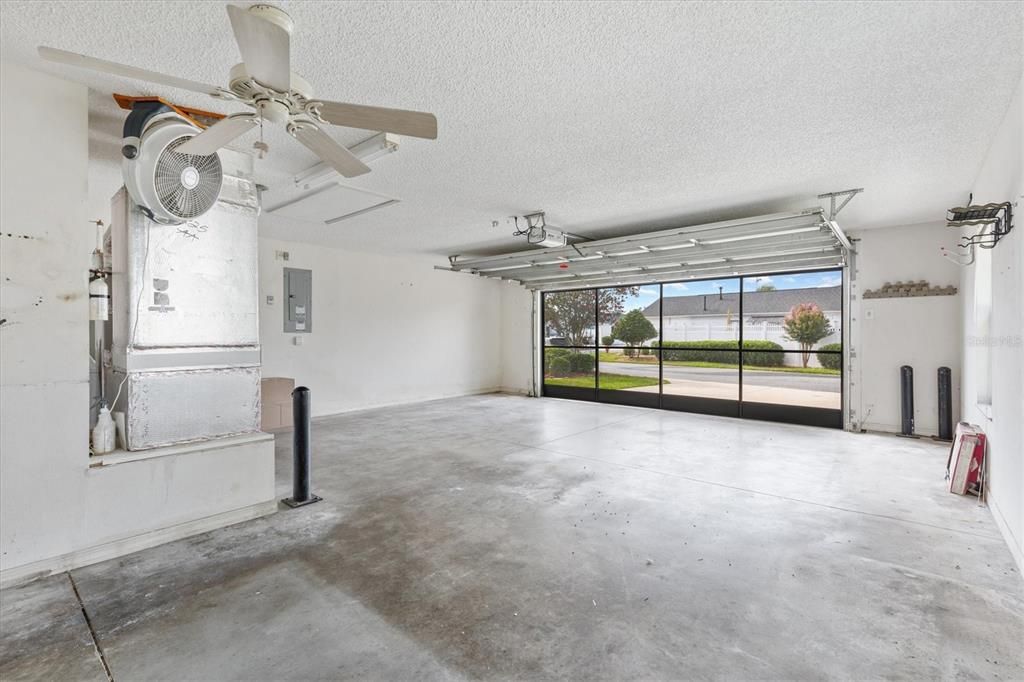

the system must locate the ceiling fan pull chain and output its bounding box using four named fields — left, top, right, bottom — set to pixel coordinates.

left=253, top=112, right=269, bottom=159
